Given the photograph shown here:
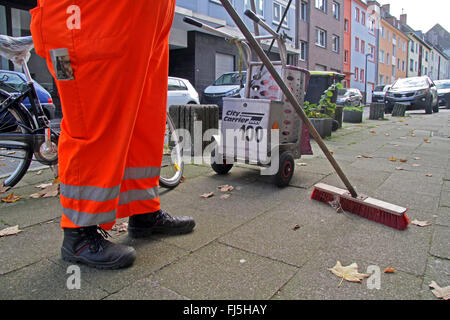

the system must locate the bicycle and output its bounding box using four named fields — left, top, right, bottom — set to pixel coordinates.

left=0, top=35, right=183, bottom=189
